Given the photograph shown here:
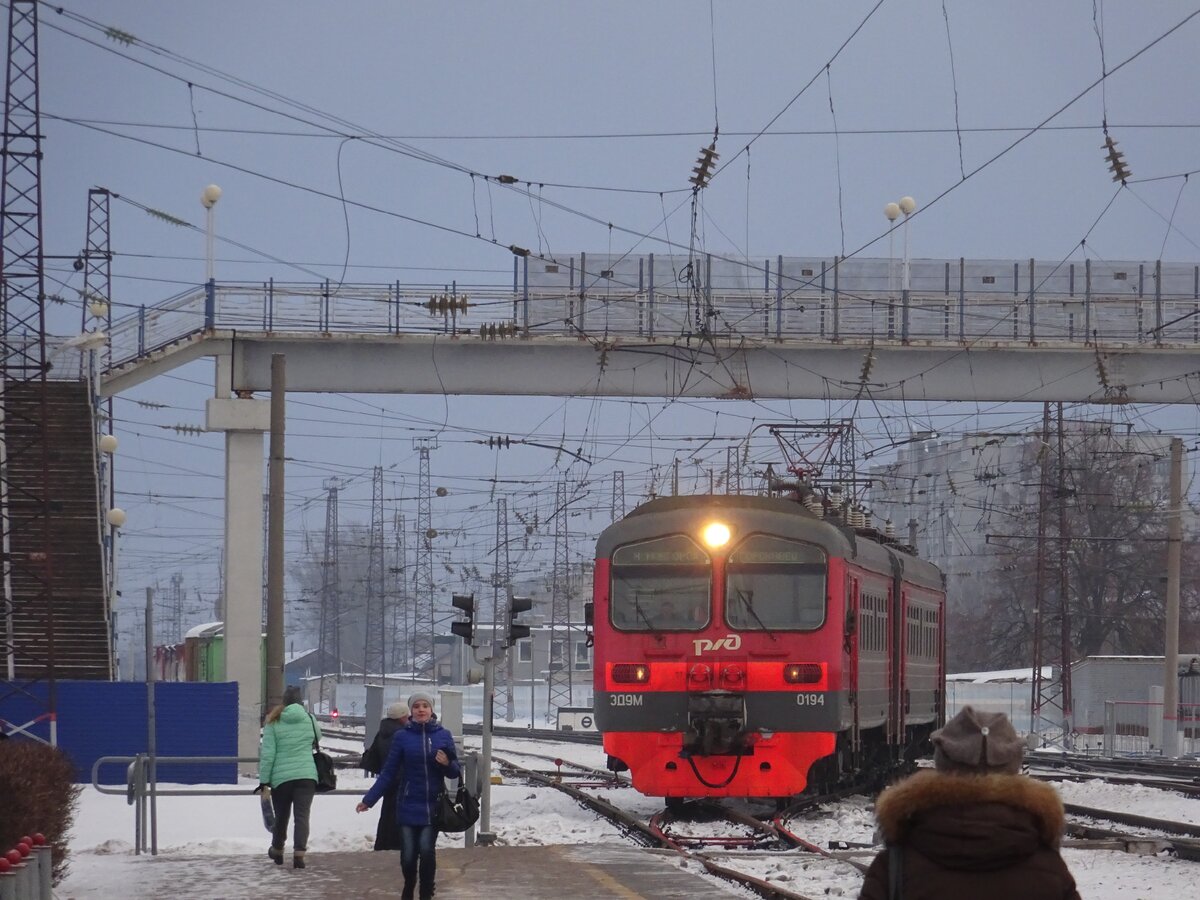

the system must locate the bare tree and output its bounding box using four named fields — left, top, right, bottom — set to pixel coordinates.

left=950, top=426, right=1200, bottom=671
